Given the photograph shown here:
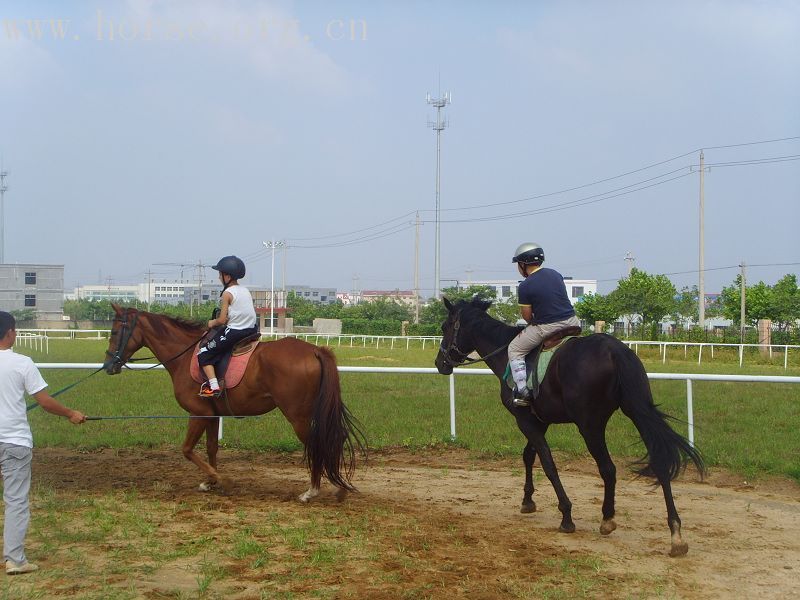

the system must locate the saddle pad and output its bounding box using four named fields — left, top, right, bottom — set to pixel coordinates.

left=190, top=342, right=259, bottom=389
left=503, top=336, right=578, bottom=391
